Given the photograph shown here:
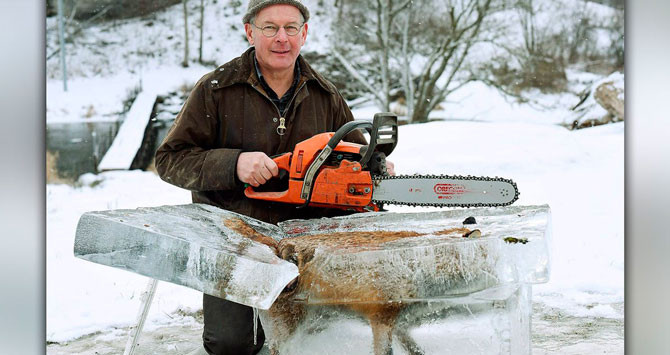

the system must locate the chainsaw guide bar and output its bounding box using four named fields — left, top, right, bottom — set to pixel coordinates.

left=371, top=174, right=520, bottom=208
